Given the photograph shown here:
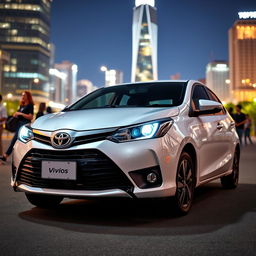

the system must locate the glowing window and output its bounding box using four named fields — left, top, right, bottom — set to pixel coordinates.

left=0, top=22, right=10, bottom=28
left=237, top=25, right=256, bottom=39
